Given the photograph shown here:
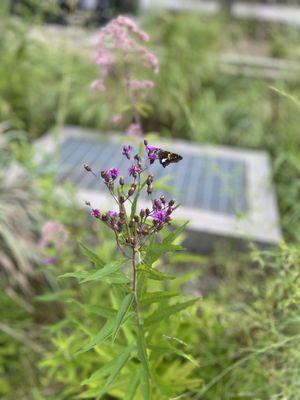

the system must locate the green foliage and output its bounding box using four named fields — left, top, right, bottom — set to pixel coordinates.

left=0, top=128, right=41, bottom=294
left=40, top=228, right=201, bottom=400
